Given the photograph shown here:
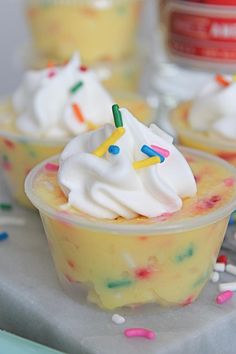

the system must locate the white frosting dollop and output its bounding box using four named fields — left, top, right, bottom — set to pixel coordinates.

left=189, top=76, right=236, bottom=139
left=58, top=109, right=197, bottom=219
left=12, top=53, right=114, bottom=138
